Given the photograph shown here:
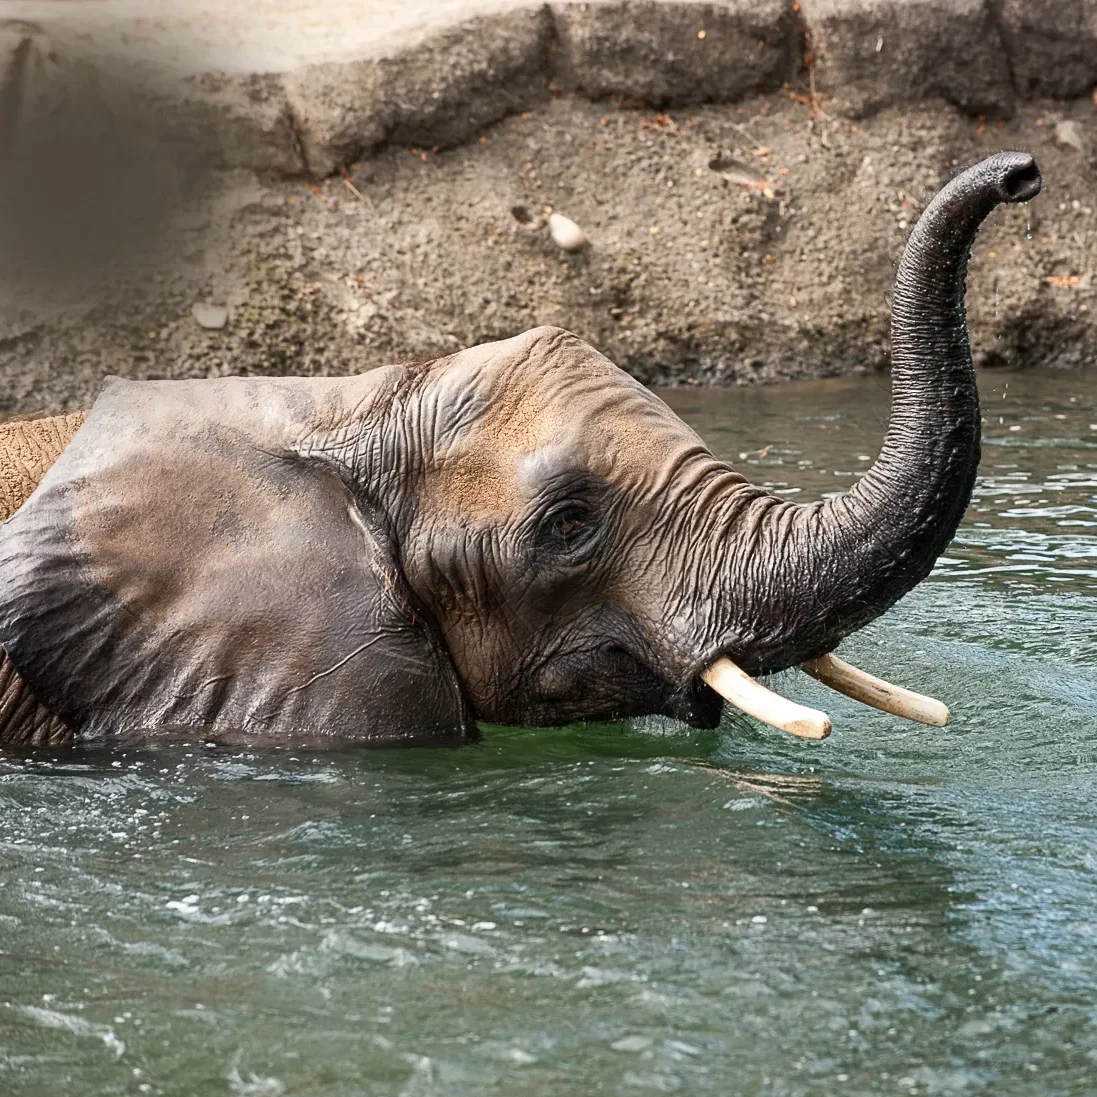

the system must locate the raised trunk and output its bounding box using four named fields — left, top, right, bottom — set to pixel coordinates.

left=719, top=153, right=1041, bottom=674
